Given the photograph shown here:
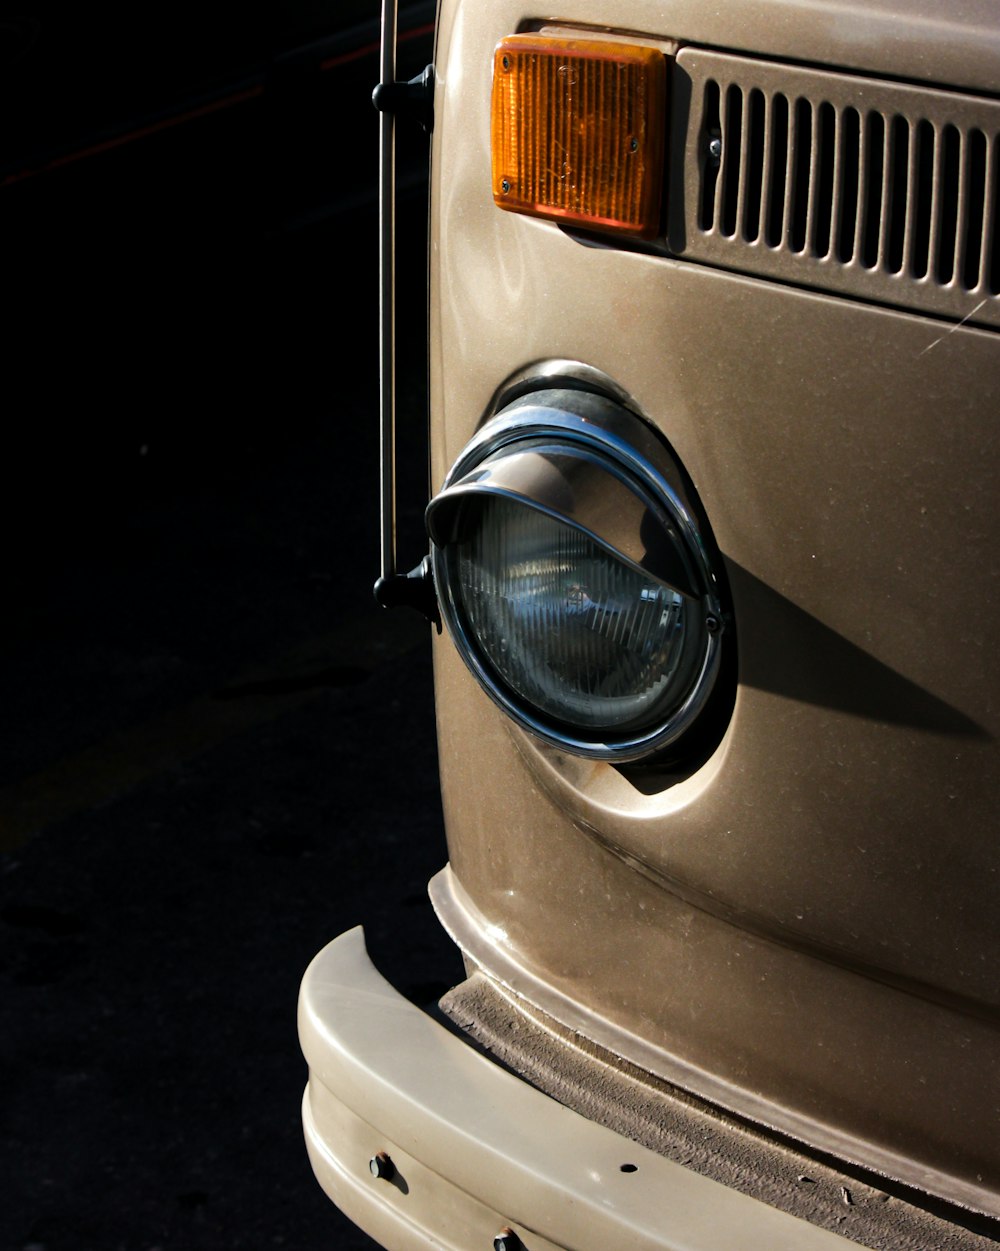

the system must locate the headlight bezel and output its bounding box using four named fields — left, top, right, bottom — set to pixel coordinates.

left=427, top=380, right=729, bottom=762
